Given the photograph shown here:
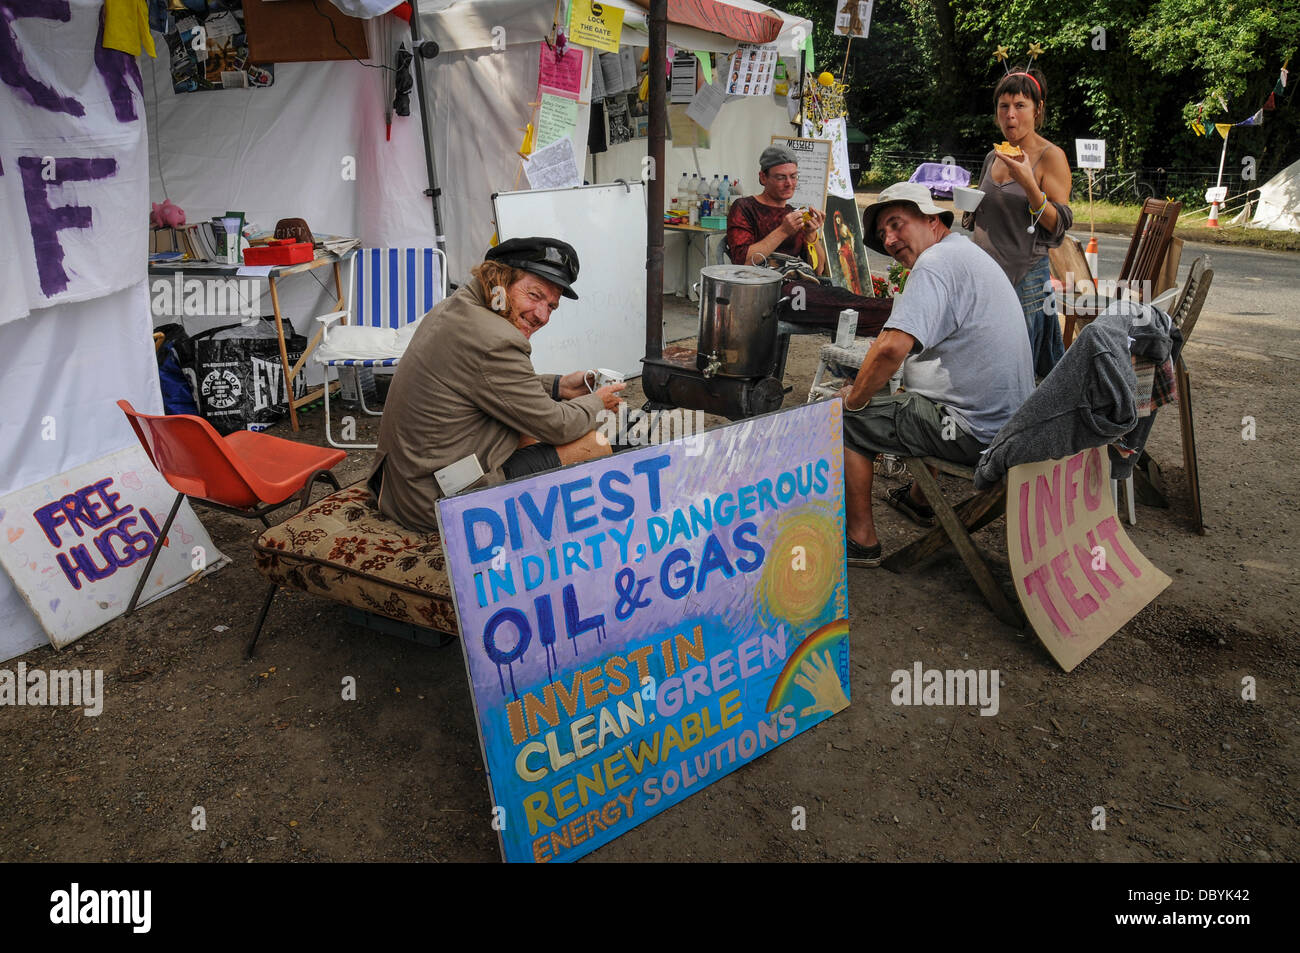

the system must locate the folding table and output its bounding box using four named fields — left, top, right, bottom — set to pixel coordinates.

left=148, top=247, right=353, bottom=431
